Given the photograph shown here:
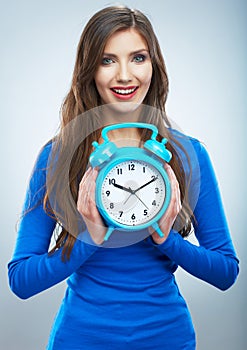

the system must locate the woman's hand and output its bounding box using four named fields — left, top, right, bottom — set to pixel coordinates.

left=150, top=163, right=182, bottom=245
left=77, top=167, right=106, bottom=245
